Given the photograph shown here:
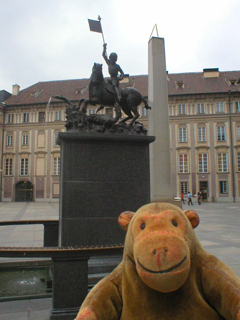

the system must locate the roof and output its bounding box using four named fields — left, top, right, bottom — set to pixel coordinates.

left=4, top=70, right=240, bottom=106
left=0, top=90, right=11, bottom=102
